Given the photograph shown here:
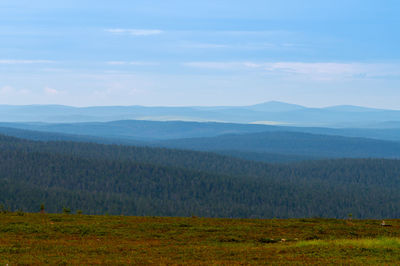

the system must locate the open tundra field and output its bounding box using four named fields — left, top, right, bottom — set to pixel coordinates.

left=1, top=213, right=400, bottom=264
